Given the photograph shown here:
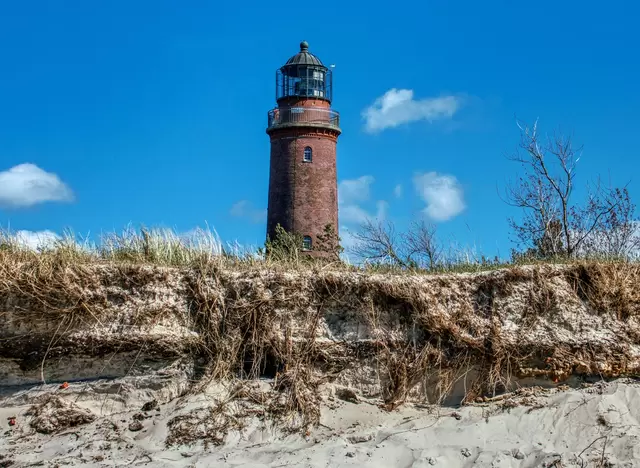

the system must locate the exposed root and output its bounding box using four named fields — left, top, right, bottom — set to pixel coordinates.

left=269, top=366, right=322, bottom=432
left=166, top=398, right=246, bottom=448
